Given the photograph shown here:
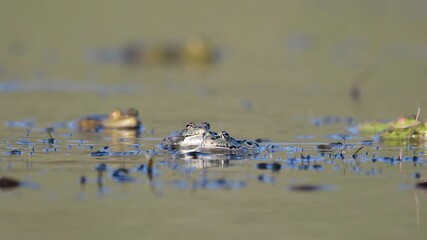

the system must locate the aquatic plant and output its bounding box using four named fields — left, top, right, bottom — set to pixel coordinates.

left=357, top=108, right=427, bottom=140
